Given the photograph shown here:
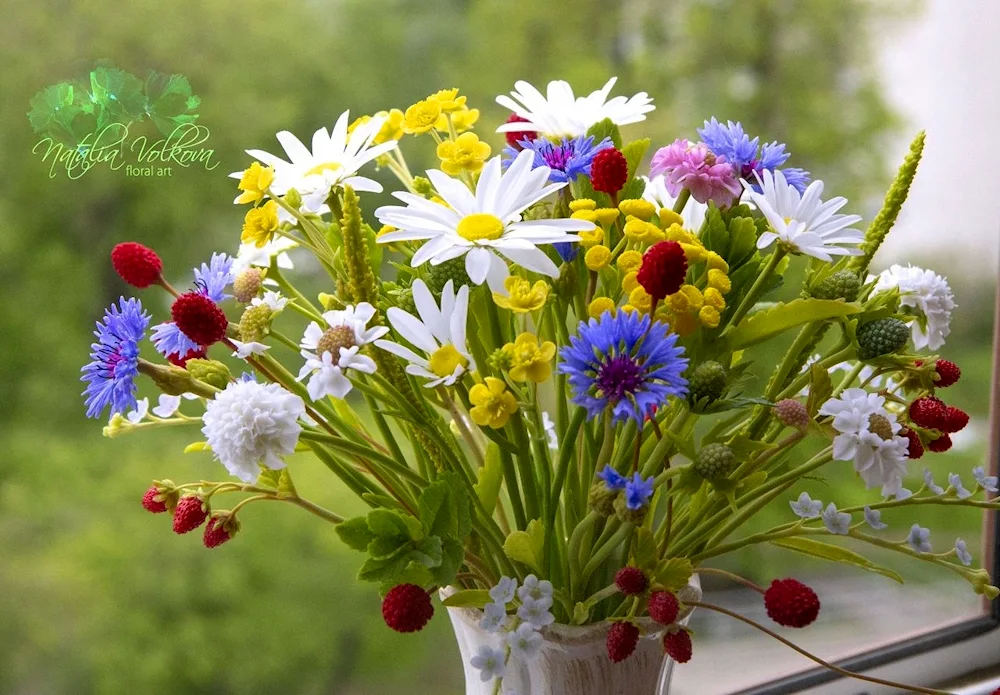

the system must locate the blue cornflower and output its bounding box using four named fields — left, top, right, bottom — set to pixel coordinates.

left=504, top=135, right=613, bottom=184
left=193, top=252, right=235, bottom=302
left=624, top=473, right=655, bottom=510
left=597, top=465, right=628, bottom=491
left=553, top=242, right=578, bottom=263
left=151, top=322, right=201, bottom=360
left=81, top=297, right=150, bottom=418
left=559, top=311, right=689, bottom=424
left=698, top=118, right=810, bottom=193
